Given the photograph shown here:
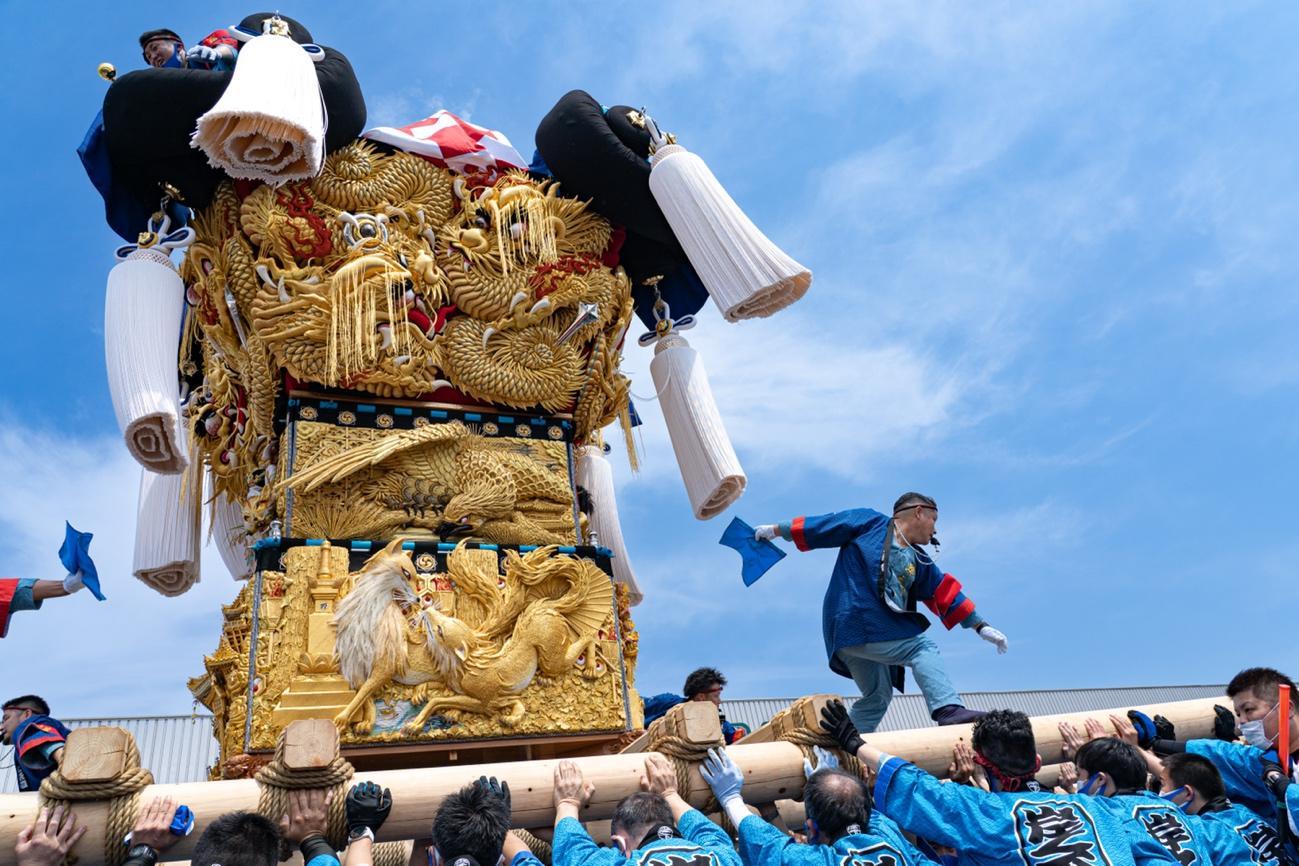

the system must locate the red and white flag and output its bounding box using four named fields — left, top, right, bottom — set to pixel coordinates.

left=363, top=110, right=527, bottom=178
